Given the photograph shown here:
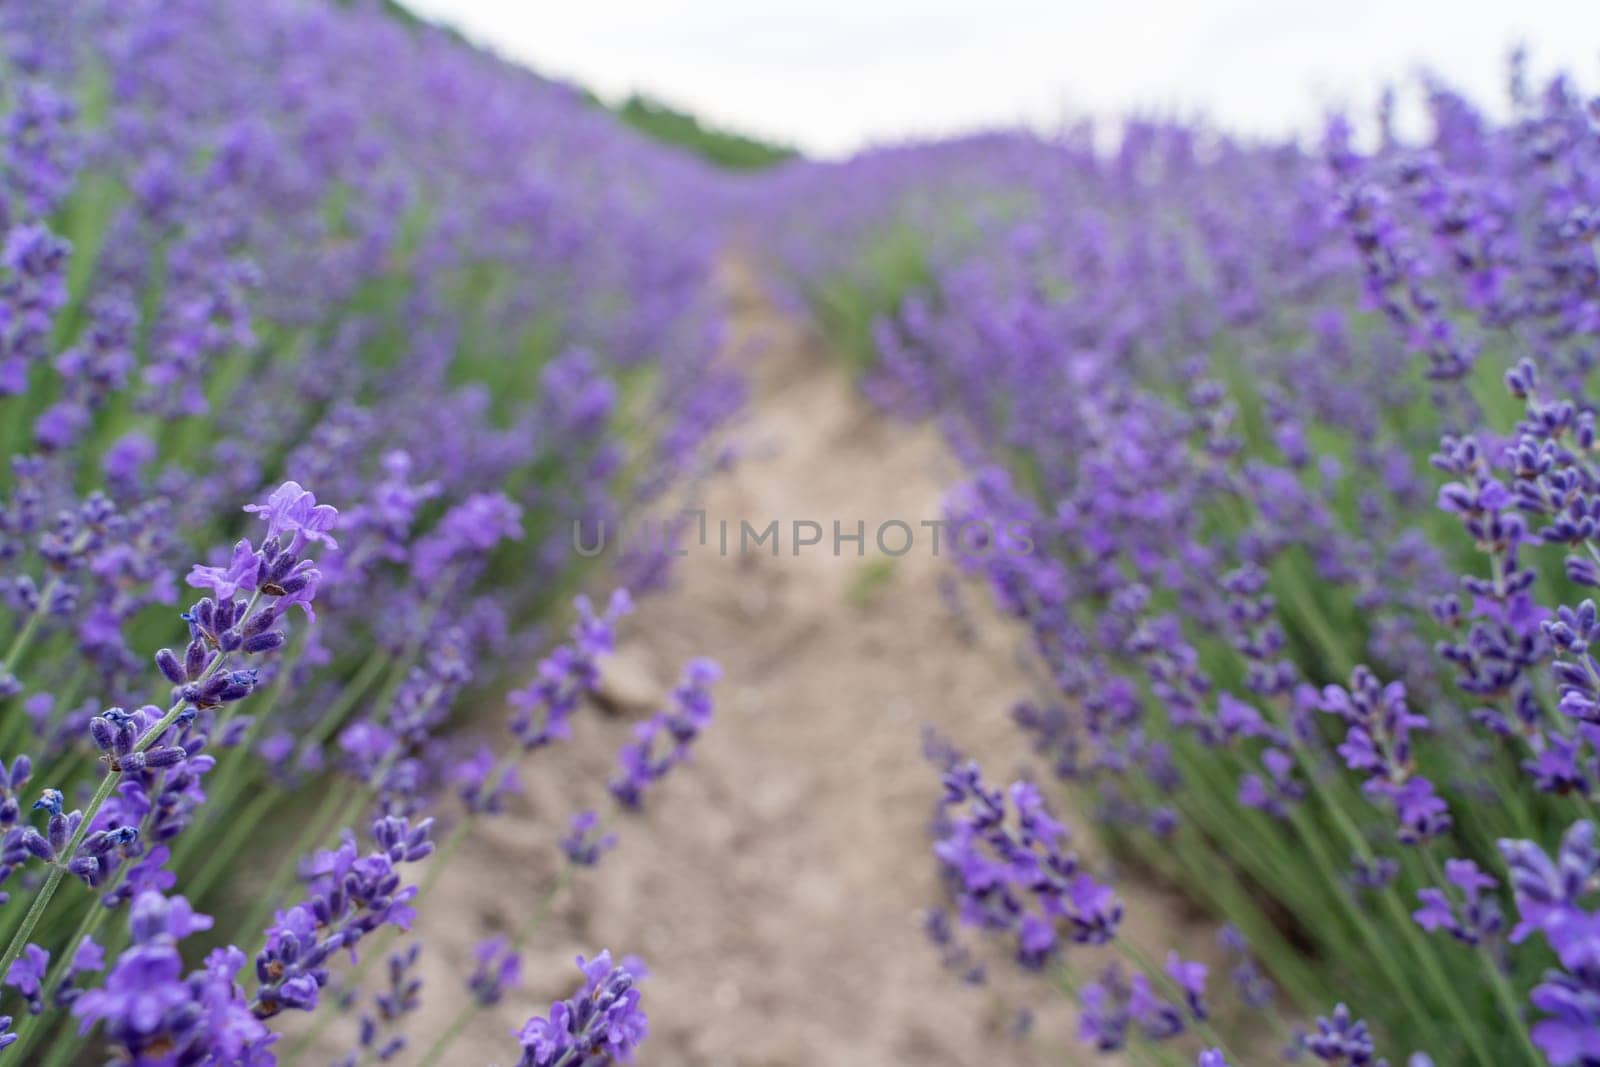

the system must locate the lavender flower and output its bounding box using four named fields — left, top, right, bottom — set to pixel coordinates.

left=1305, top=1004, right=1379, bottom=1064
left=243, top=481, right=340, bottom=555
left=1078, top=964, right=1132, bottom=1051
left=467, top=936, right=522, bottom=1007
left=54, top=937, right=105, bottom=1010
left=1165, top=952, right=1209, bottom=1020
left=1321, top=667, right=1451, bottom=844
left=251, top=816, right=432, bottom=1019
left=933, top=760, right=1123, bottom=973
left=4, top=943, right=48, bottom=1014
left=356, top=943, right=422, bottom=1062
left=1500, top=820, right=1599, bottom=943
left=562, top=810, right=618, bottom=868
left=608, top=658, right=720, bottom=810
left=1528, top=913, right=1600, bottom=1066
left=73, top=892, right=270, bottom=1062
left=1413, top=859, right=1504, bottom=945
left=515, top=951, right=648, bottom=1066
left=509, top=590, right=633, bottom=753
